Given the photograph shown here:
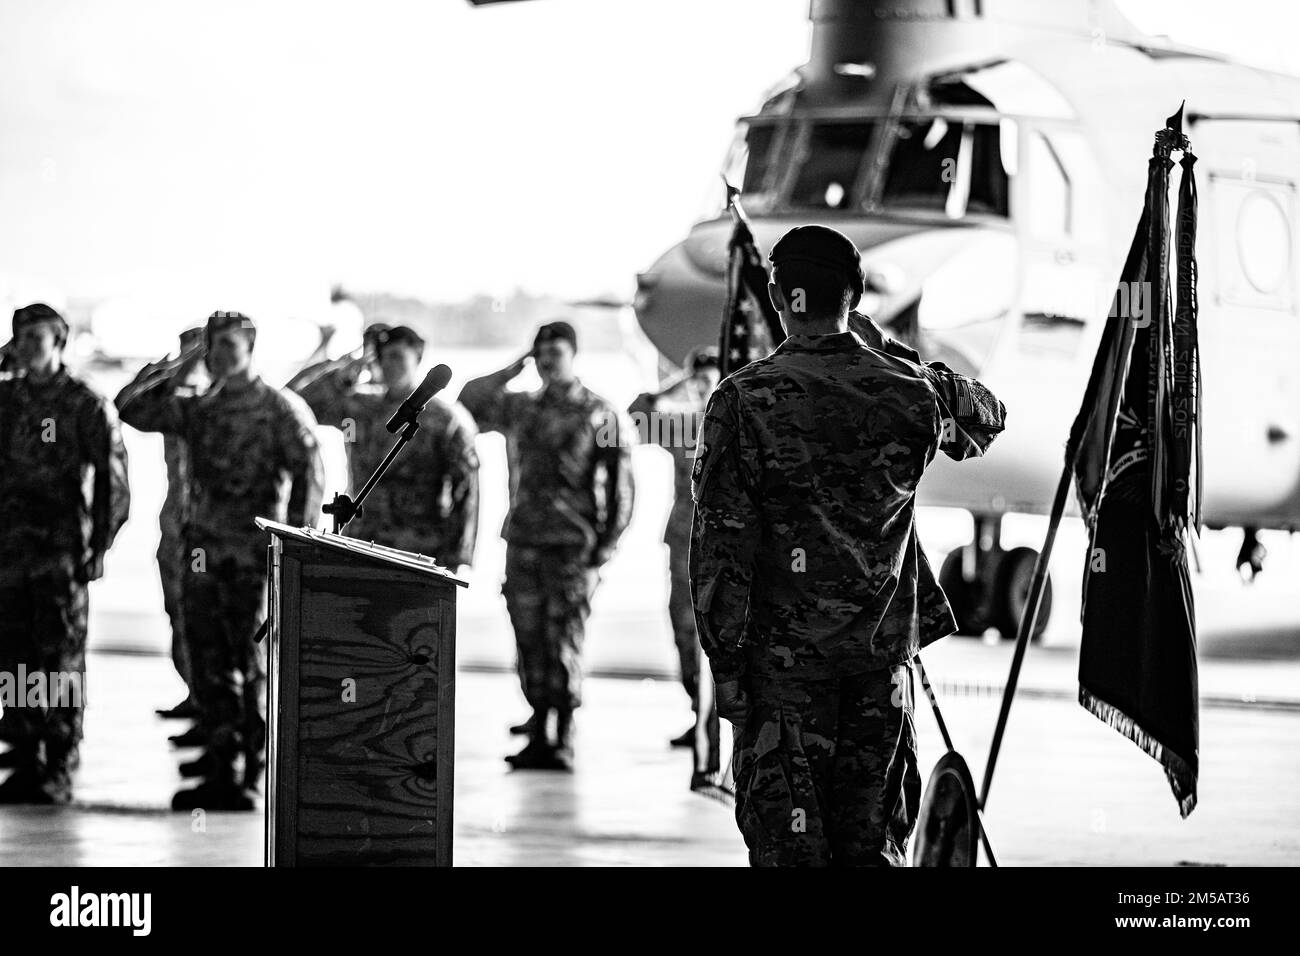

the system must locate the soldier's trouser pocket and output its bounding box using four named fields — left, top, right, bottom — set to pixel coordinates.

left=733, top=689, right=829, bottom=867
